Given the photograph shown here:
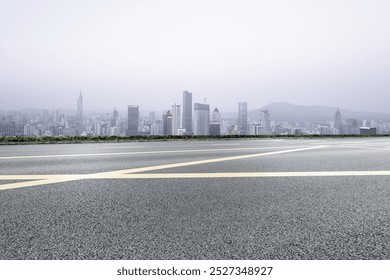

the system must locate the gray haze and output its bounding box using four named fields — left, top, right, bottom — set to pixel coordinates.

left=1, top=0, right=390, bottom=112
